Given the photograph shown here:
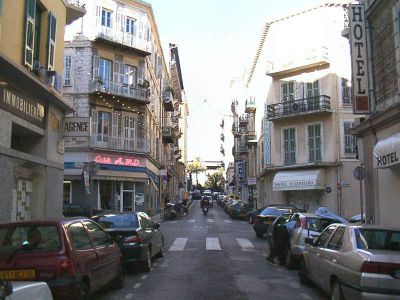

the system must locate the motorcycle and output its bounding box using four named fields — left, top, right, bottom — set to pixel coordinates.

left=202, top=206, right=209, bottom=215
left=201, top=199, right=210, bottom=215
